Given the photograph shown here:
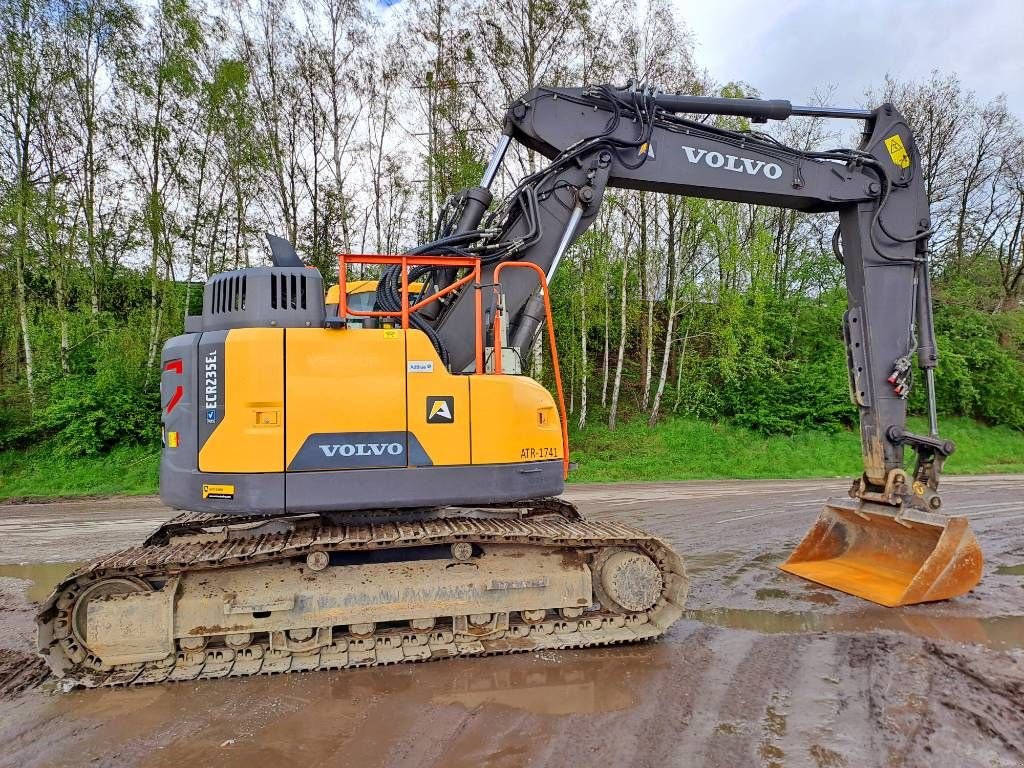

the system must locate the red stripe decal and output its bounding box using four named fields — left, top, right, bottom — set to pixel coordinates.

left=164, top=359, right=183, bottom=375
left=165, top=385, right=183, bottom=415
